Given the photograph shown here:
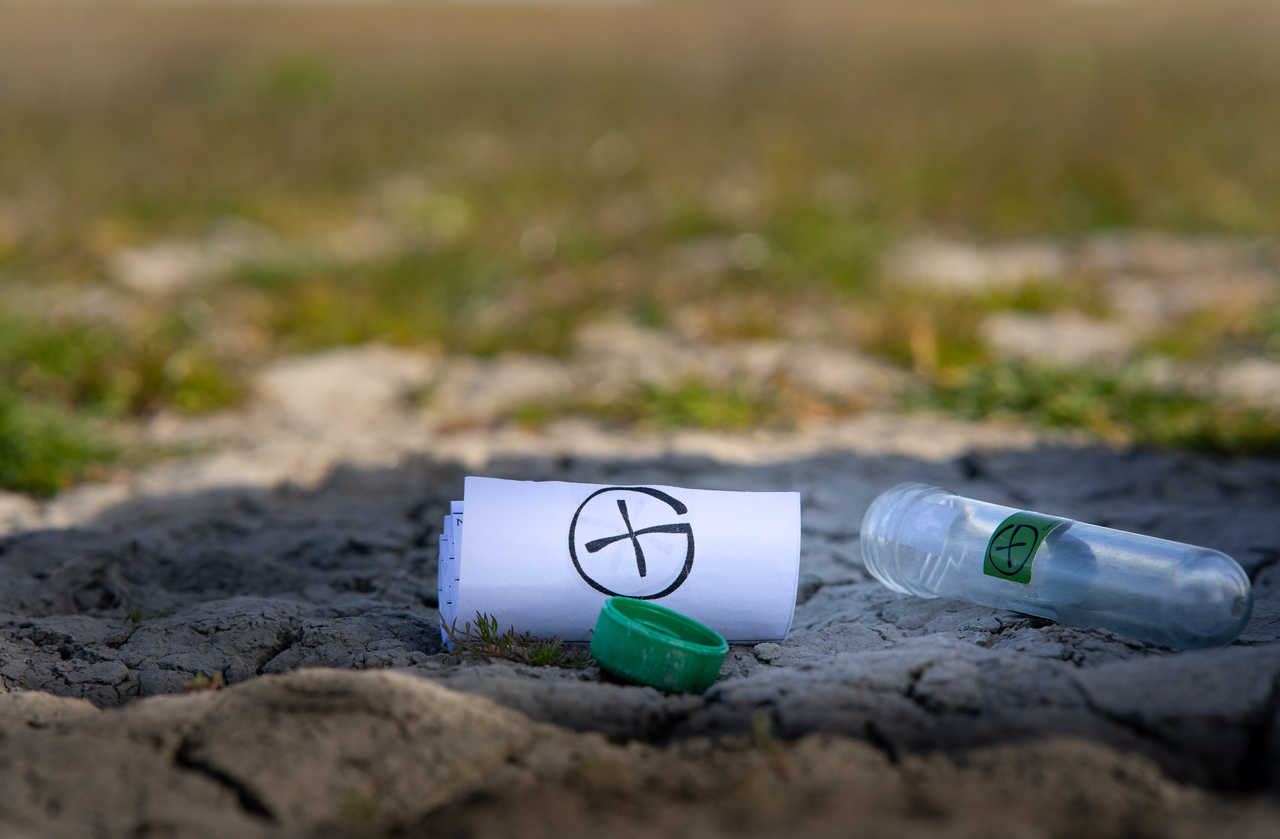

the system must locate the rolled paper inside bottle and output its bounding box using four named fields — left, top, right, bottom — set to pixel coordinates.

left=441, top=476, right=801, bottom=642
